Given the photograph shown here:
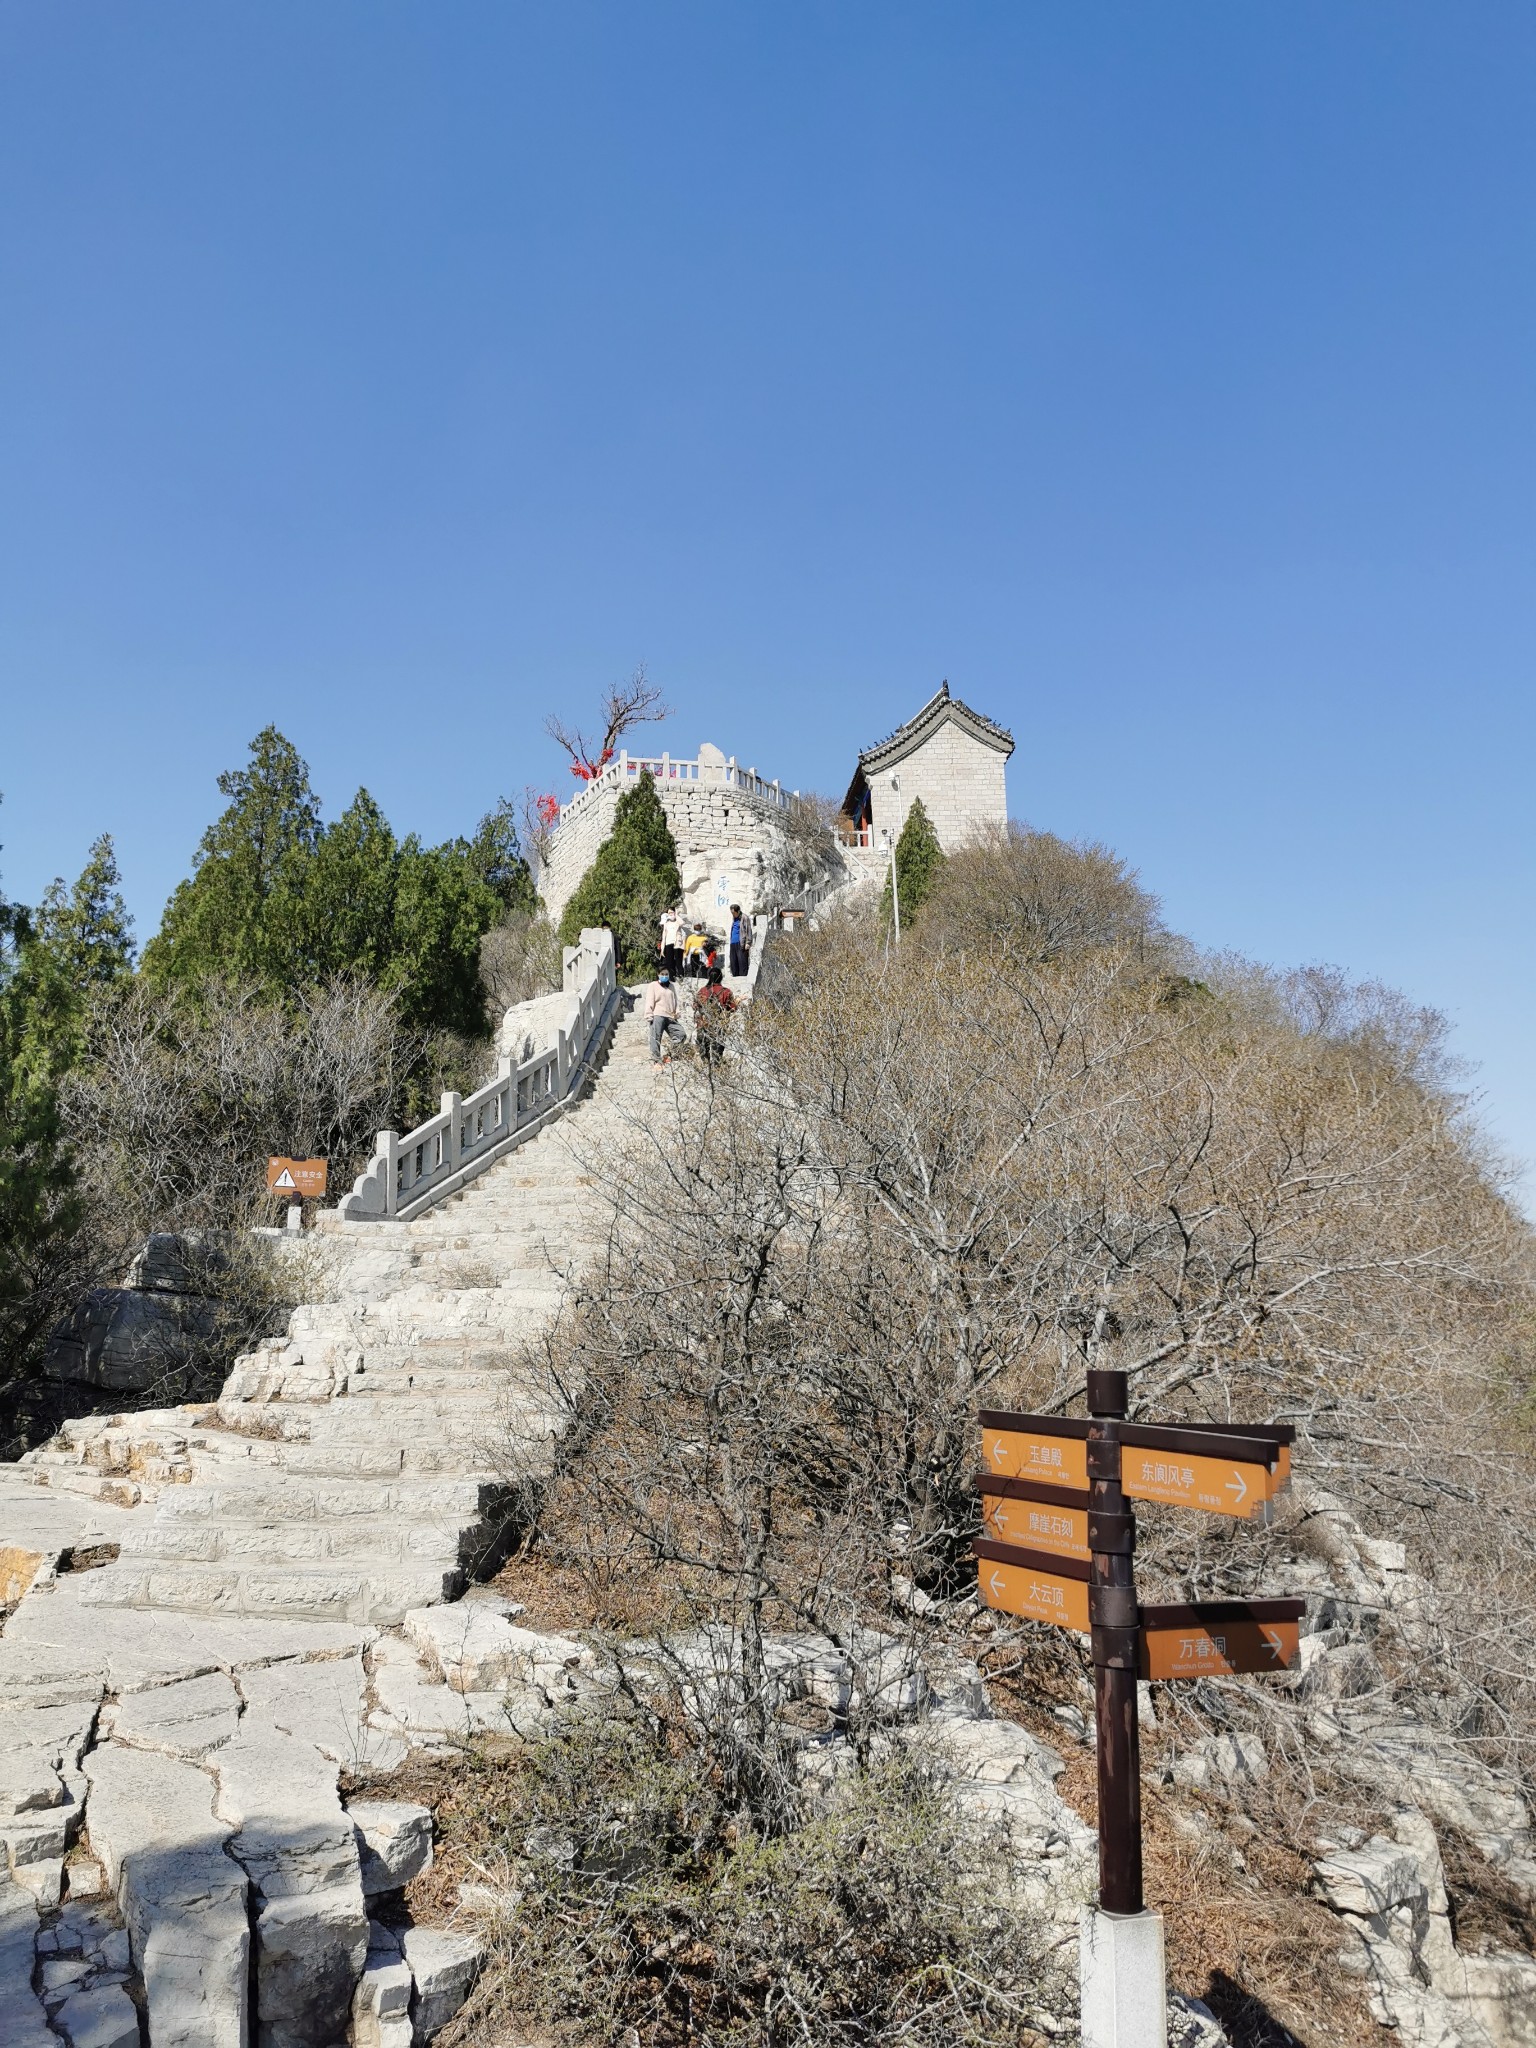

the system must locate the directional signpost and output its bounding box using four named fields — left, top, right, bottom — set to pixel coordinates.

left=976, top=1386, right=1301, bottom=2048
